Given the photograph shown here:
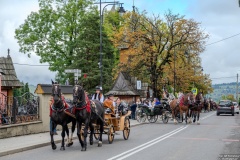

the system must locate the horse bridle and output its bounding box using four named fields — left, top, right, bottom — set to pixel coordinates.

left=52, top=84, right=61, bottom=104
left=73, top=85, right=83, bottom=105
